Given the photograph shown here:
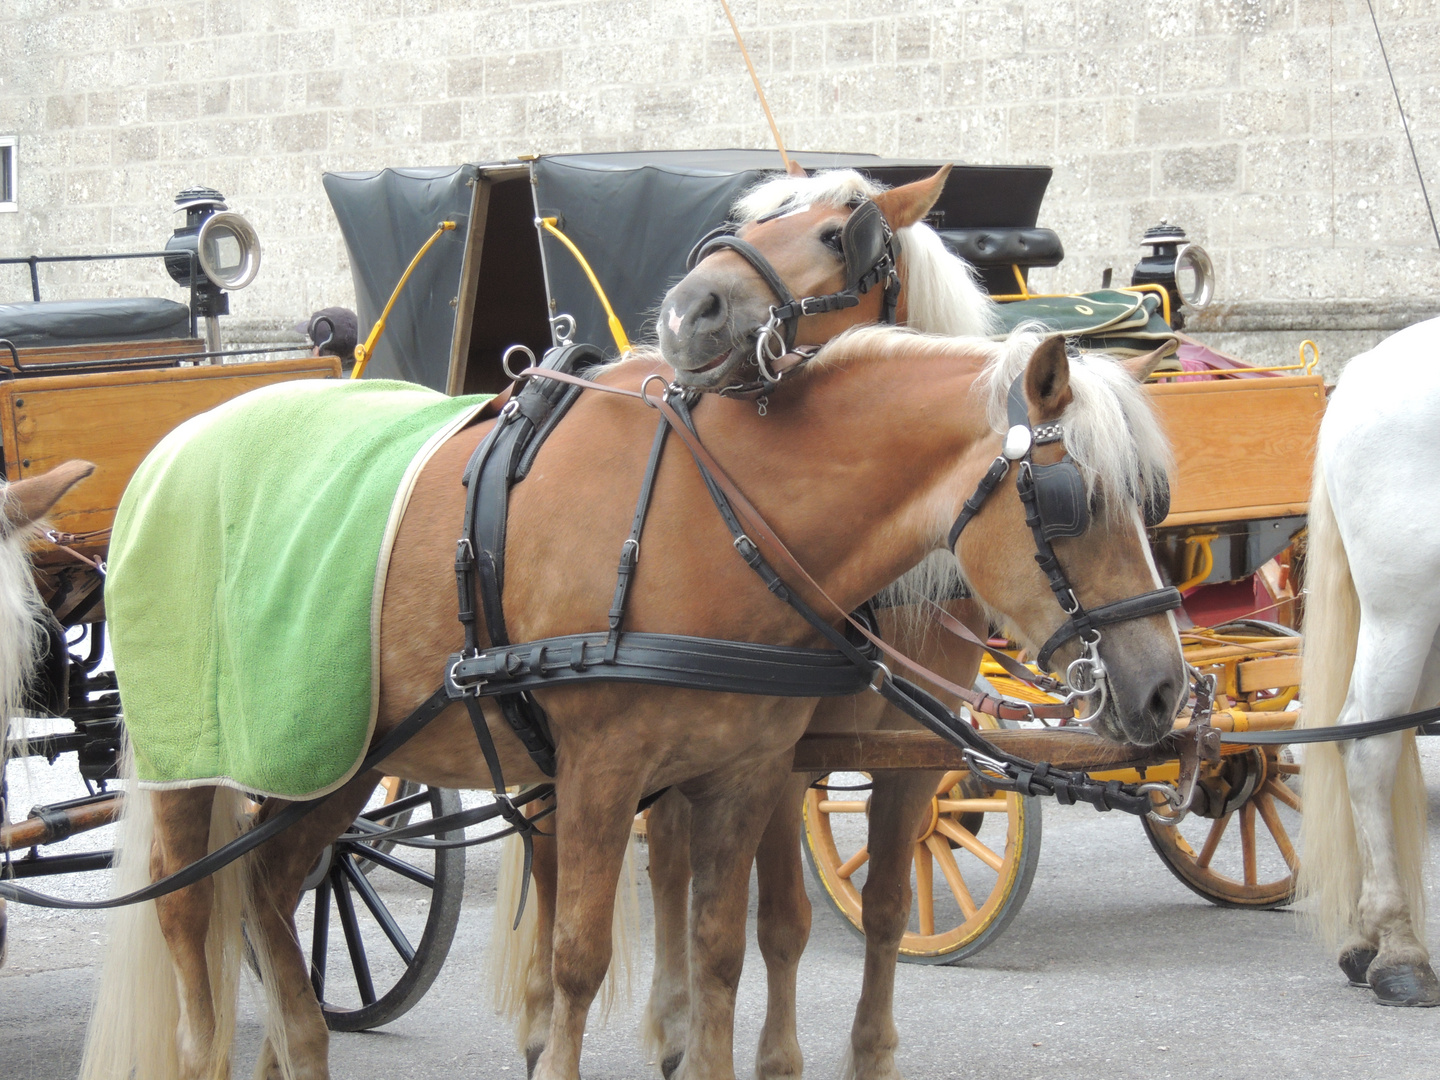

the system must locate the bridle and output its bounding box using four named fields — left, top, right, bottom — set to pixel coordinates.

left=684, top=195, right=901, bottom=398
left=946, top=372, right=1184, bottom=714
